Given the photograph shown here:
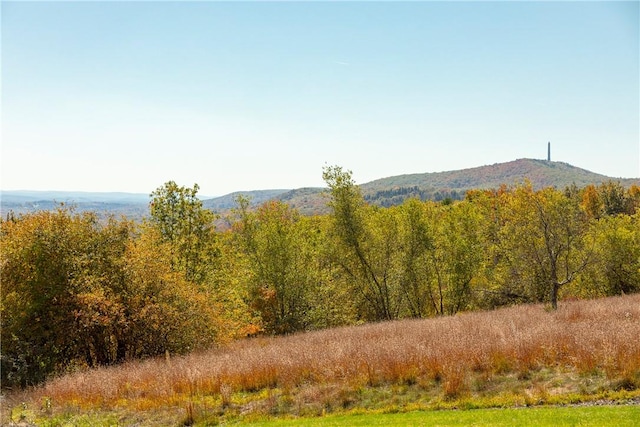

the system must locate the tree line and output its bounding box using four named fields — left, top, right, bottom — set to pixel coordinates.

left=2, top=167, right=639, bottom=388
